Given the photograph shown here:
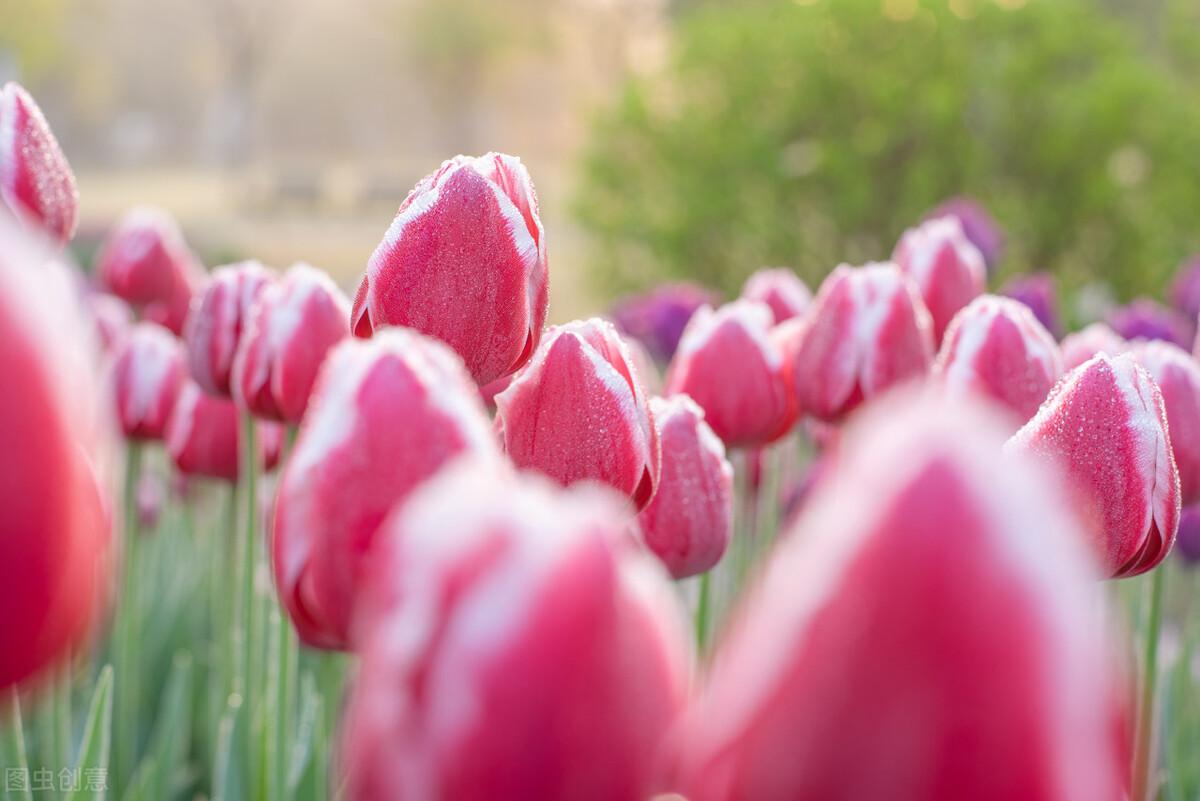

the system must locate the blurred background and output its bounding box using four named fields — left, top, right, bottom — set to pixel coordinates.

left=3, top=0, right=1200, bottom=323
